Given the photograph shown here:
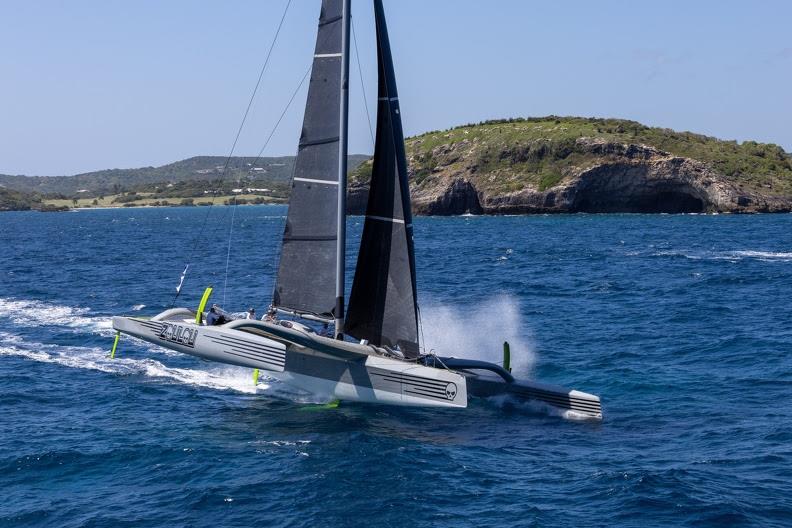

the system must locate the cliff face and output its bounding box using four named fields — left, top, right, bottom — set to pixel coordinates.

left=349, top=119, right=792, bottom=215
left=407, top=138, right=790, bottom=215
